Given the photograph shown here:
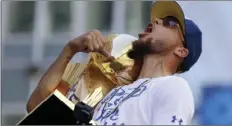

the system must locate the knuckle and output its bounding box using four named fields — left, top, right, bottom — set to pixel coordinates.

left=86, top=35, right=92, bottom=40
left=98, top=44, right=104, bottom=49
left=94, top=45, right=100, bottom=50
left=101, top=38, right=107, bottom=44
left=92, top=29, right=100, bottom=34
left=88, top=48, right=93, bottom=52
left=83, top=36, right=89, bottom=41
left=99, top=41, right=104, bottom=45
